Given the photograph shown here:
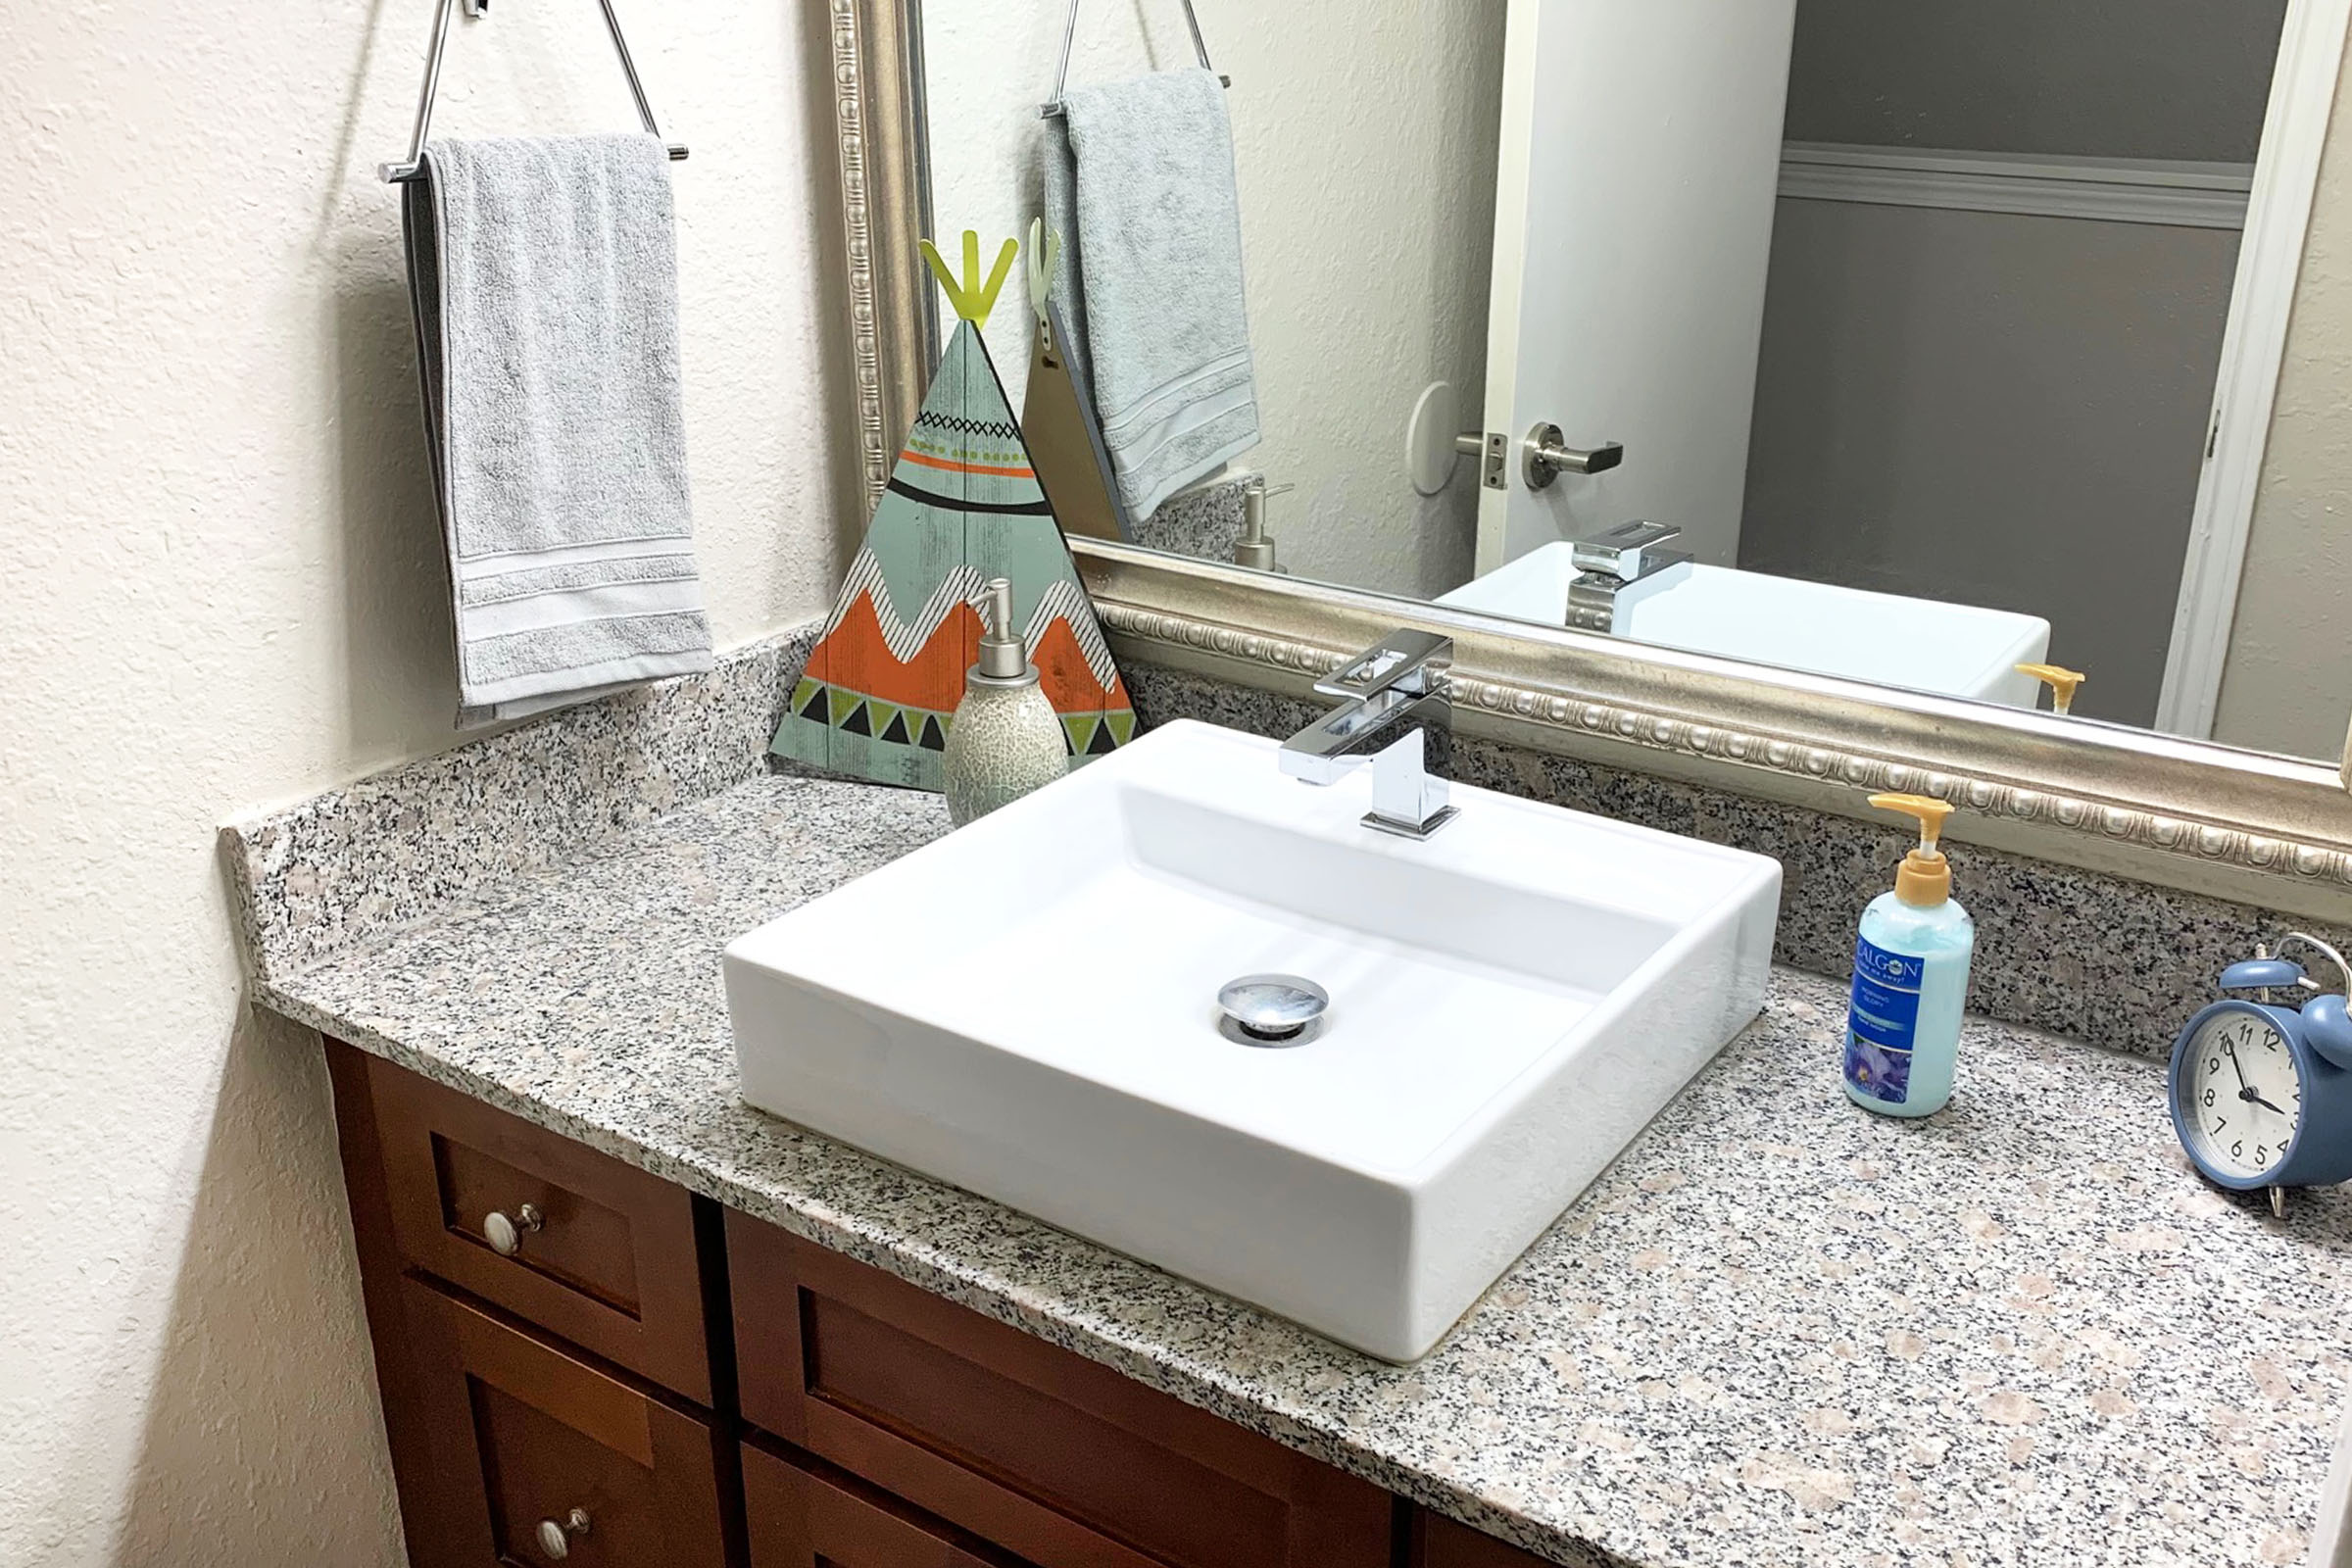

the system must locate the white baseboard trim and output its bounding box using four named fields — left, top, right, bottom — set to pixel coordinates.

left=1780, top=141, right=2254, bottom=229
